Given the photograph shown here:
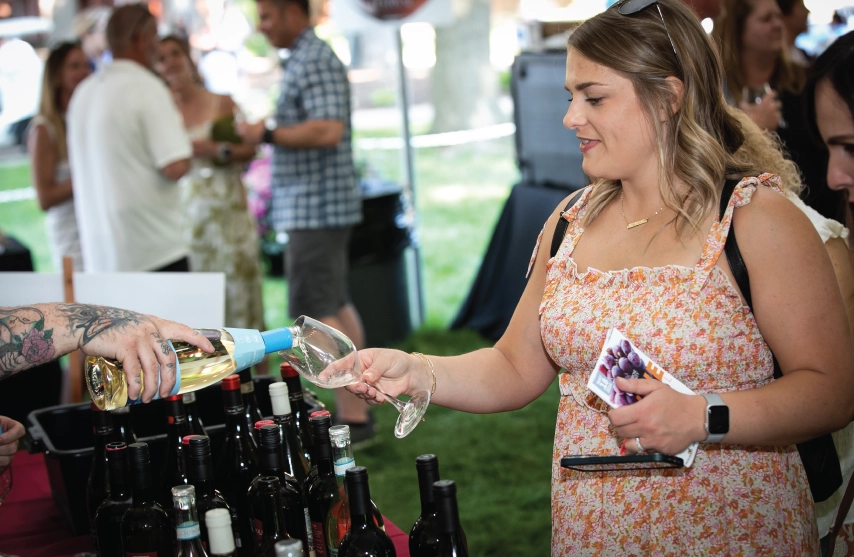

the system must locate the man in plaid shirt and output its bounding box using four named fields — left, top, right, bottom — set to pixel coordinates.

left=242, top=0, right=374, bottom=439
